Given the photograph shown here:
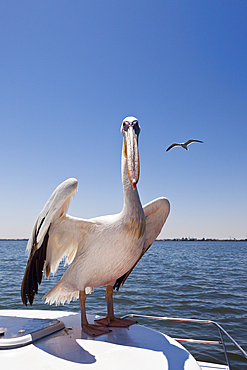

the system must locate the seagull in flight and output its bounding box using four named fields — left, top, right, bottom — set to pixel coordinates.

left=166, top=139, right=203, bottom=152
